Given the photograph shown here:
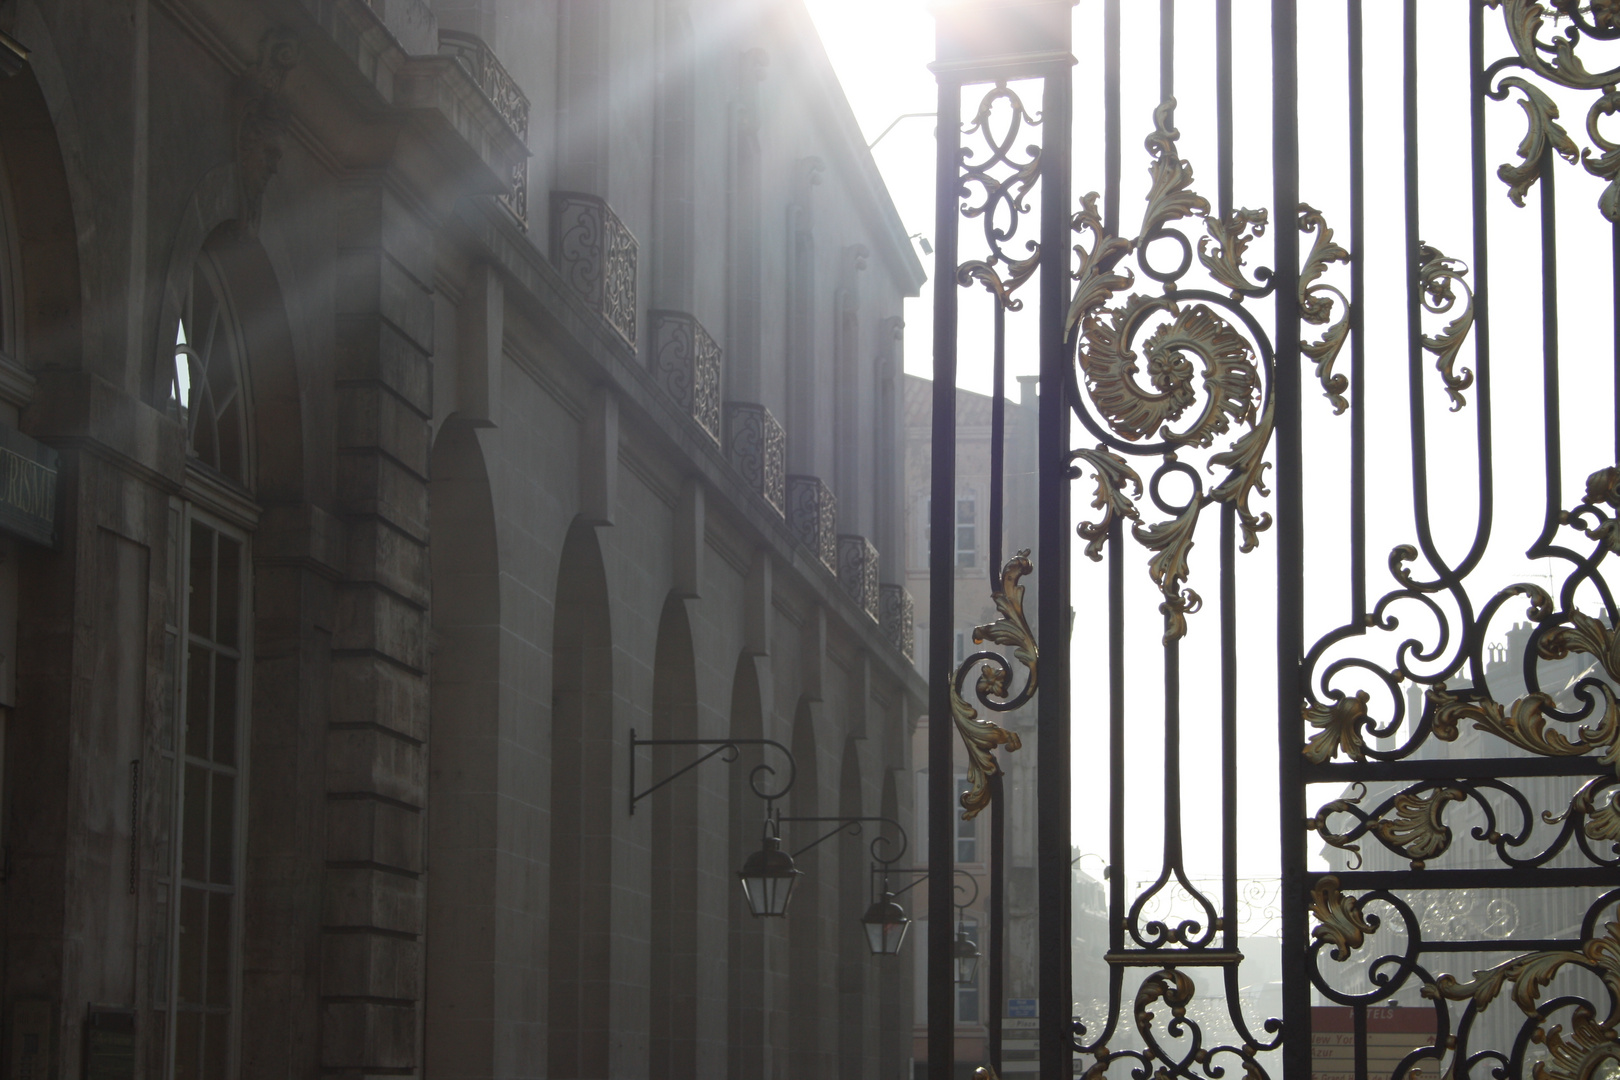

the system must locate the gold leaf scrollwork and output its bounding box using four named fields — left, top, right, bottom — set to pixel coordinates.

left=1580, top=465, right=1620, bottom=550
left=1583, top=88, right=1620, bottom=223
left=1140, top=98, right=1210, bottom=243
left=1310, top=875, right=1377, bottom=962
left=1068, top=447, right=1143, bottom=561
left=1368, top=786, right=1468, bottom=869
left=1298, top=204, right=1352, bottom=415
left=1535, top=1008, right=1620, bottom=1080
left=1067, top=192, right=1135, bottom=334
left=1497, top=75, right=1580, bottom=207
left=1208, top=392, right=1275, bottom=554
left=1133, top=967, right=1196, bottom=1032
left=1424, top=921, right=1620, bottom=1036
left=1198, top=207, right=1270, bottom=298
left=1303, top=690, right=1372, bottom=764
left=1082, top=299, right=1260, bottom=447
left=1132, top=497, right=1204, bottom=646
left=1417, top=243, right=1477, bottom=412
left=949, top=552, right=1034, bottom=821
left=1543, top=778, right=1620, bottom=852
left=1490, top=0, right=1620, bottom=92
